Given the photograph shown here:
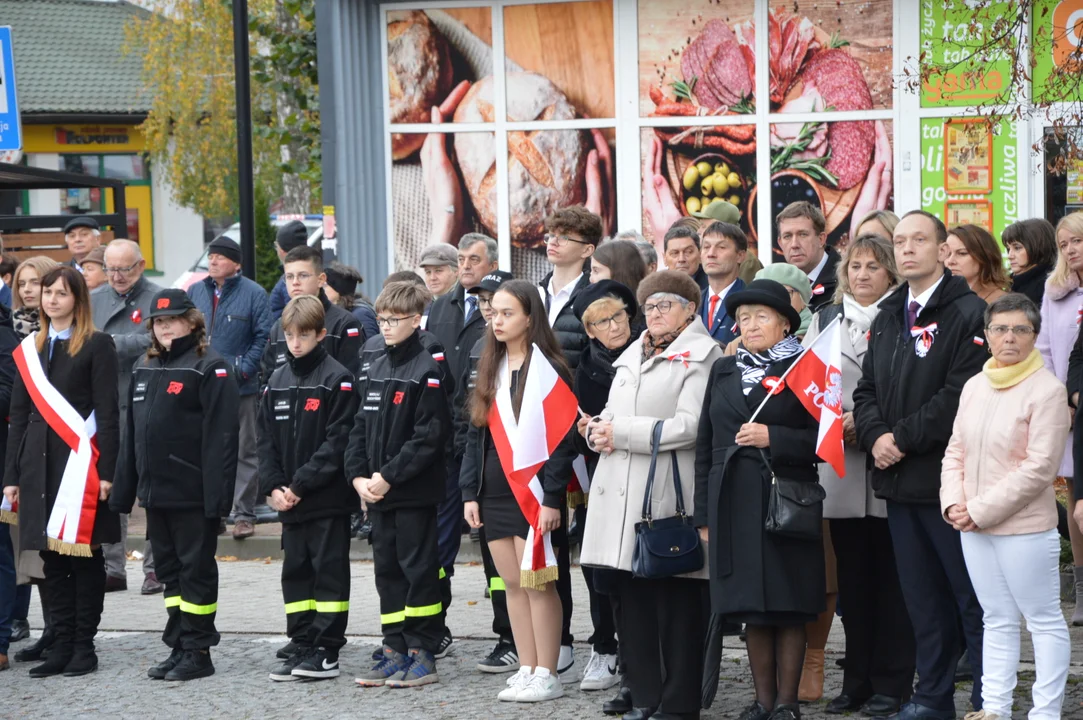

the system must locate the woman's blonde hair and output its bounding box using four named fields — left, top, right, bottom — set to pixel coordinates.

left=1048, top=211, right=1083, bottom=291
left=833, top=233, right=902, bottom=304
left=581, top=296, right=626, bottom=329
left=853, top=209, right=900, bottom=240
left=35, top=266, right=94, bottom=357
left=11, top=256, right=60, bottom=310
